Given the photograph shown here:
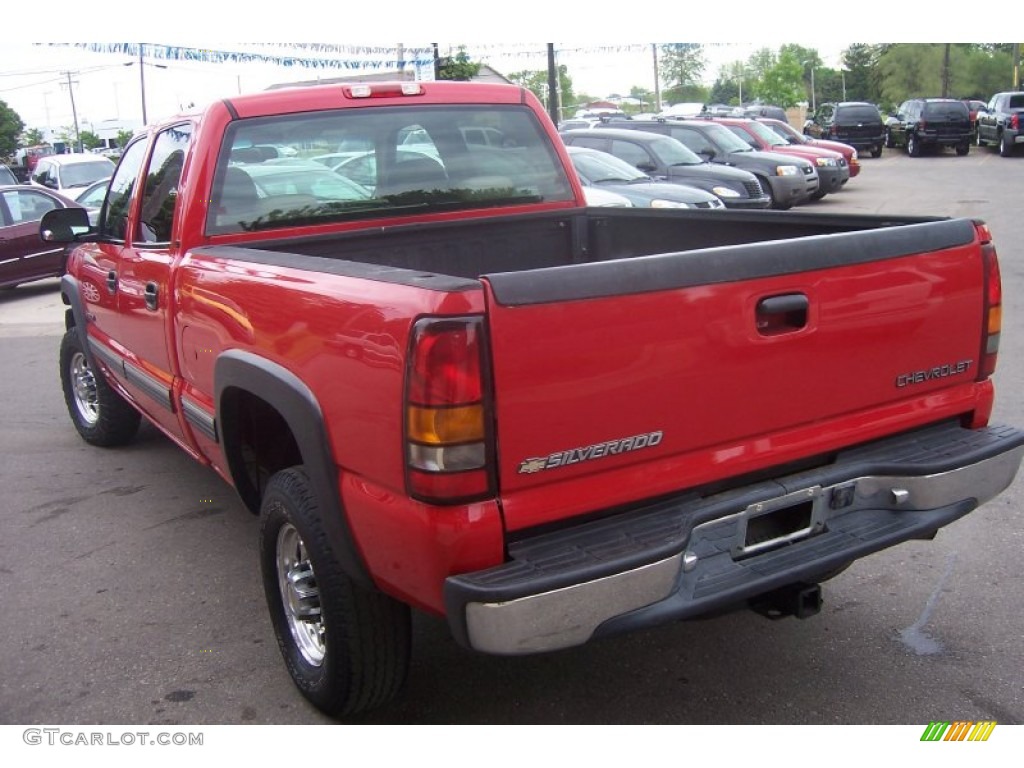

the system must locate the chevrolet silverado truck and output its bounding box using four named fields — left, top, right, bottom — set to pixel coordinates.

left=41, top=81, right=1024, bottom=718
